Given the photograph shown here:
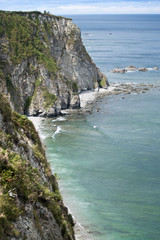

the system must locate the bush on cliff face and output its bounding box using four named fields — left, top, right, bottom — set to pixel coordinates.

left=0, top=94, right=75, bottom=240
